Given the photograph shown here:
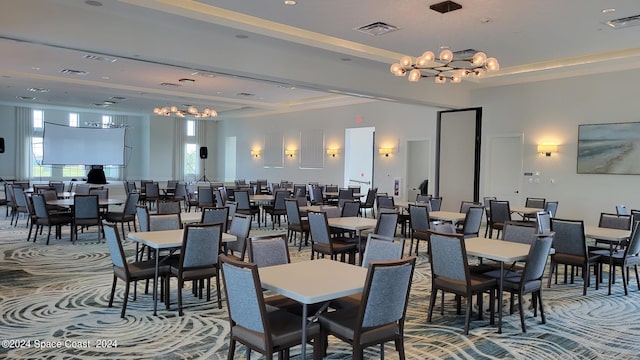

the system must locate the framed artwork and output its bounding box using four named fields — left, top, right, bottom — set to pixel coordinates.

left=577, top=122, right=640, bottom=174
